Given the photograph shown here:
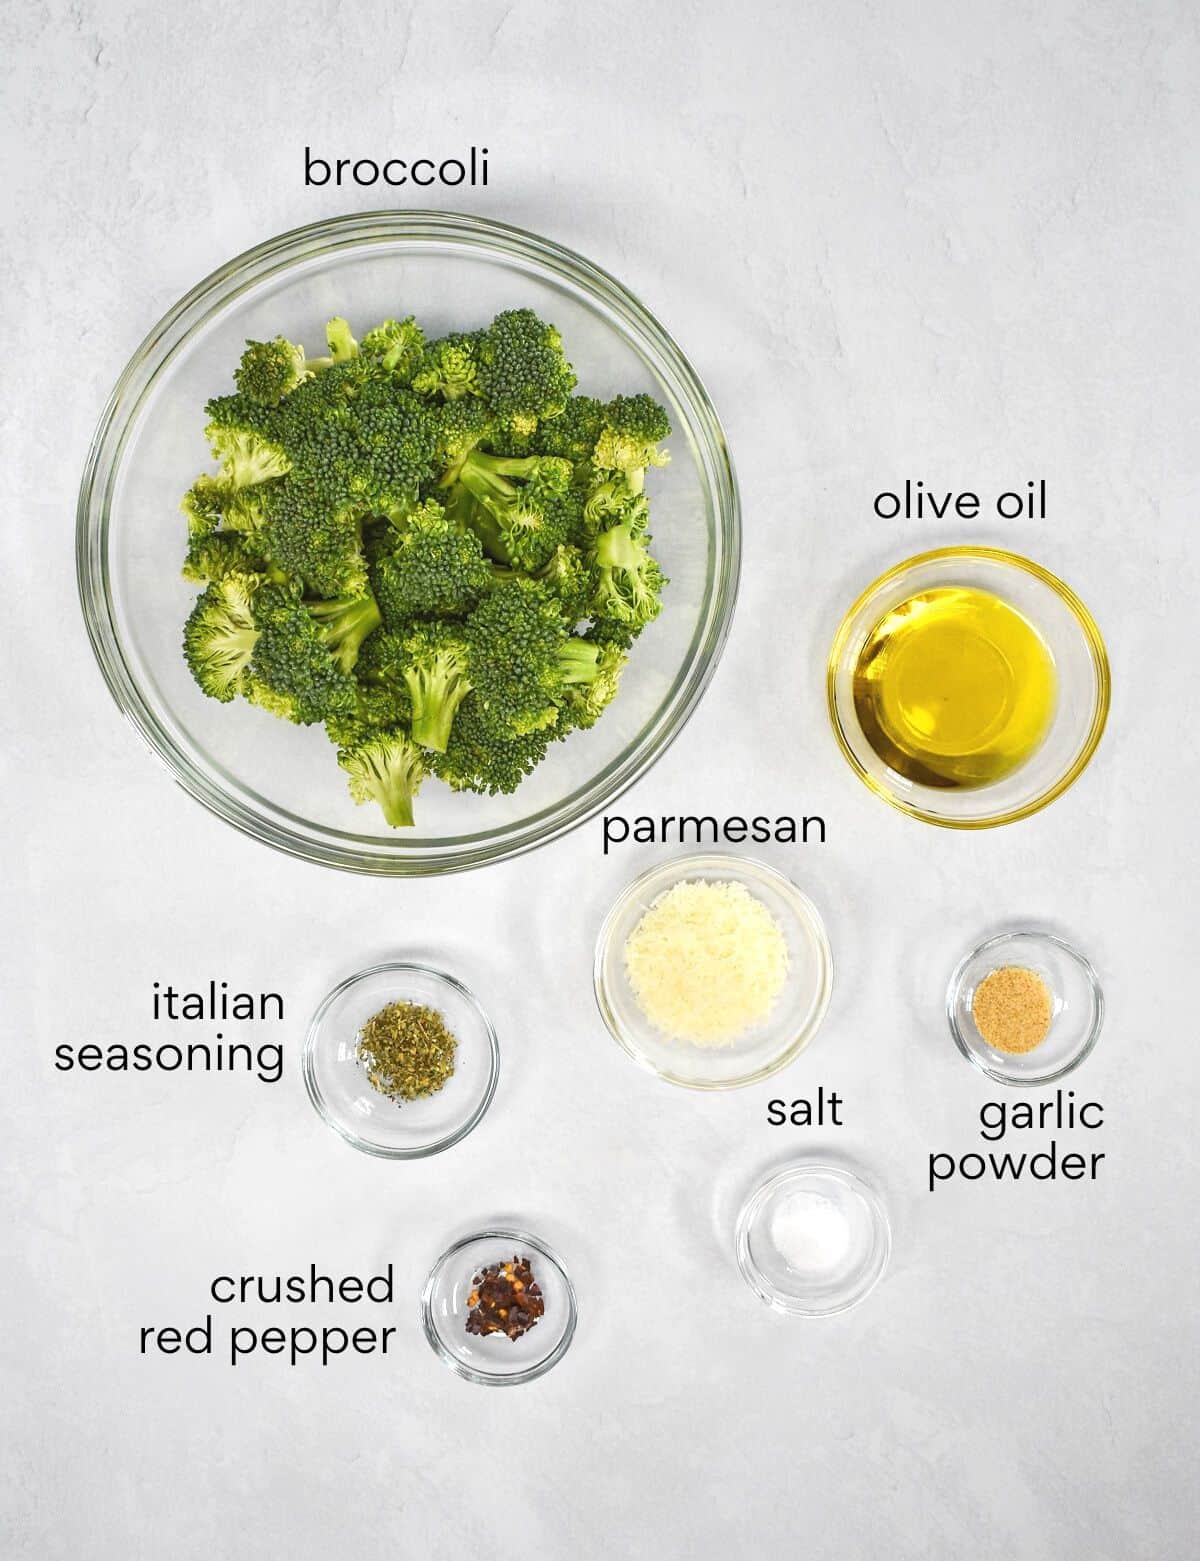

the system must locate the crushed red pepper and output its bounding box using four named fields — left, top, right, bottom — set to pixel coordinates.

left=465, top=1256, right=545, bottom=1341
